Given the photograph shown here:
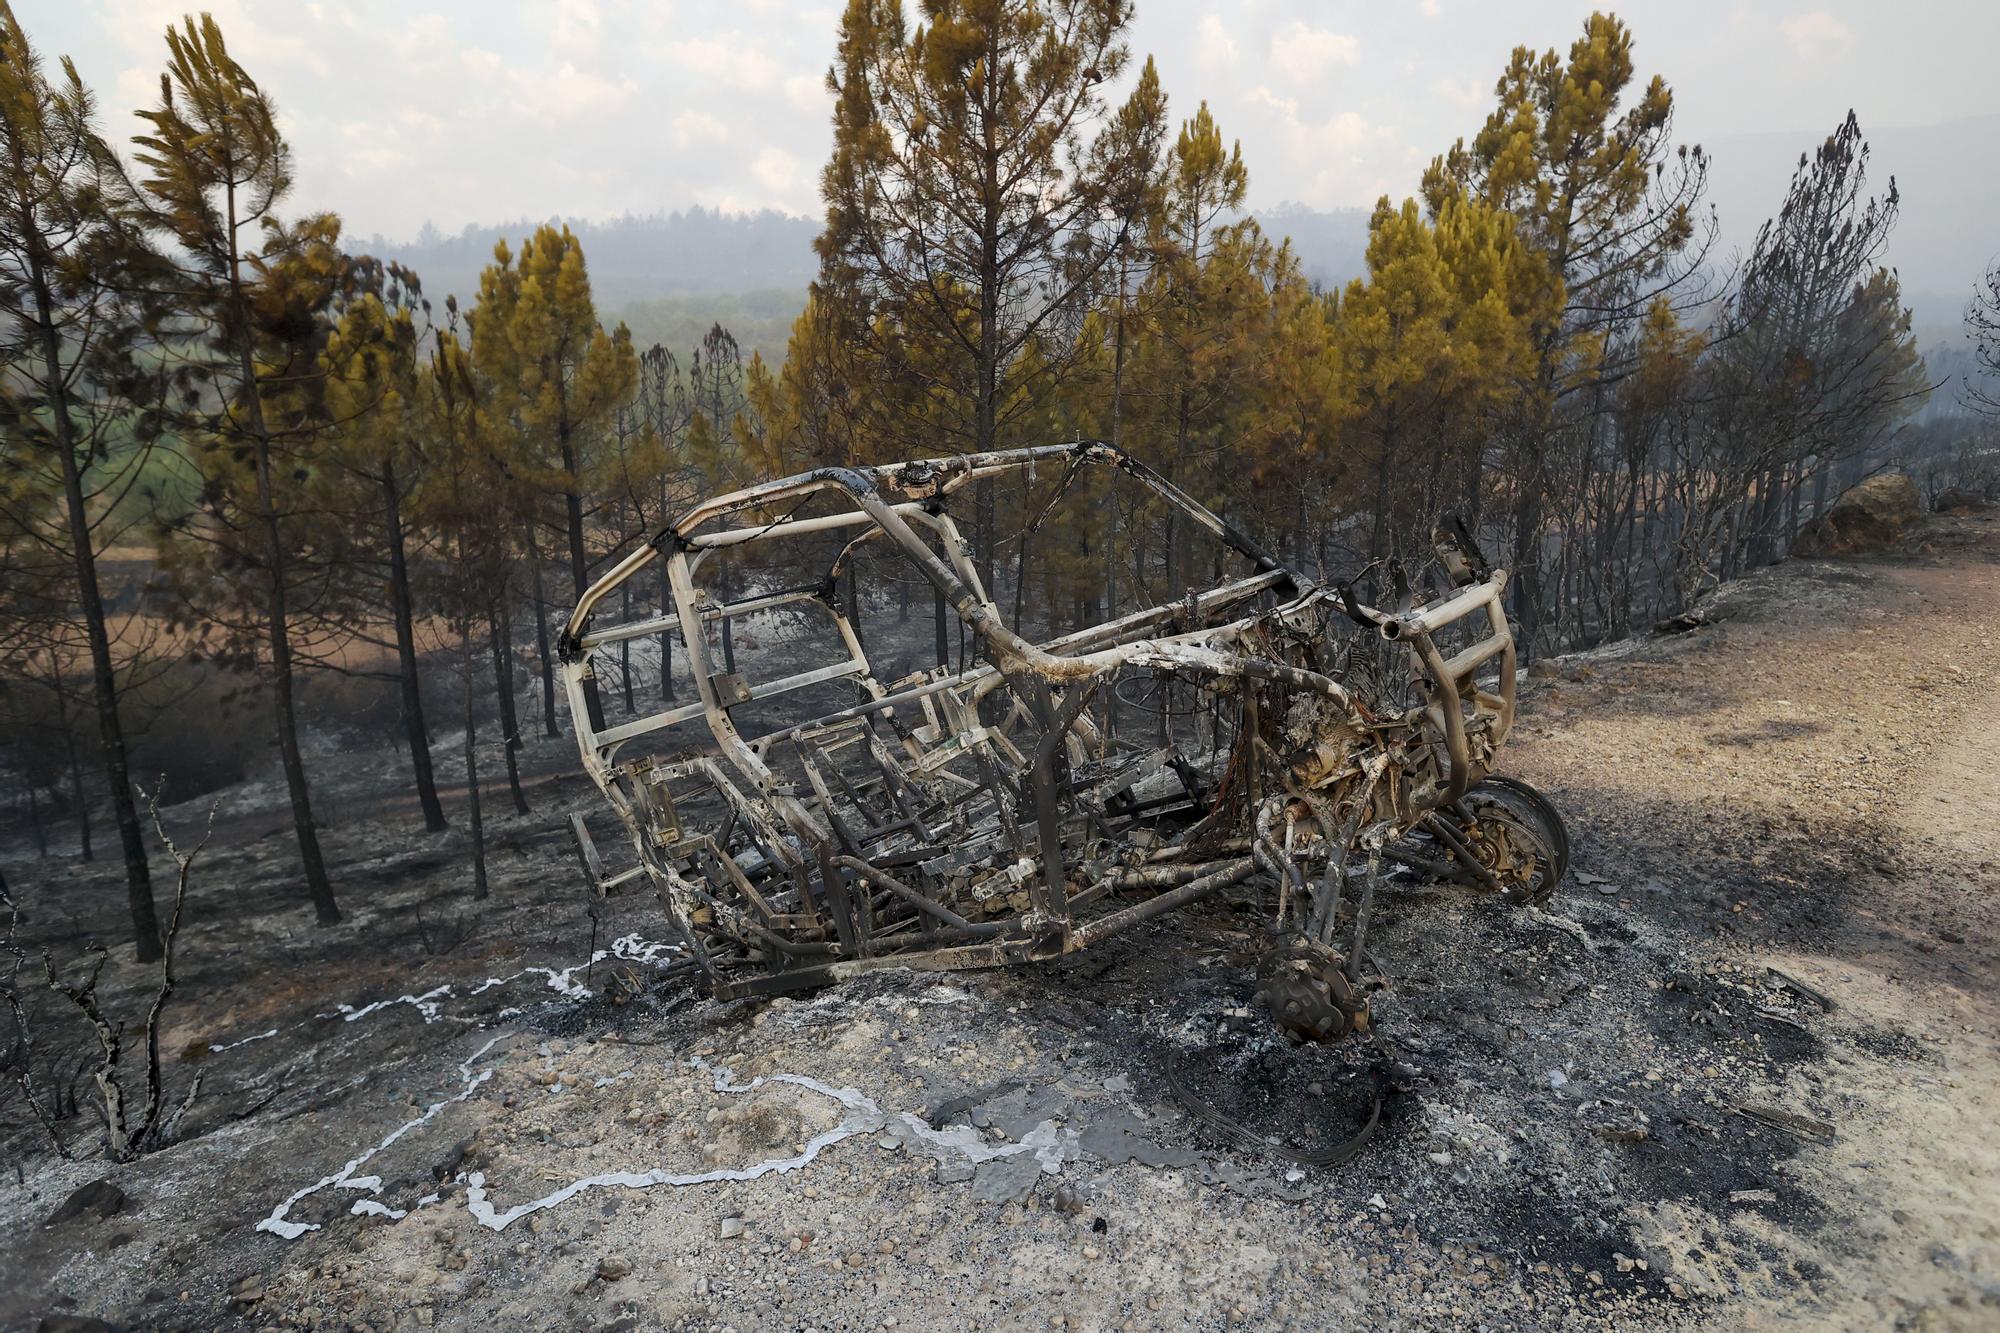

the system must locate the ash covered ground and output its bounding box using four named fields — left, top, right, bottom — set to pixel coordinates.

left=3, top=513, right=1997, bottom=1332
